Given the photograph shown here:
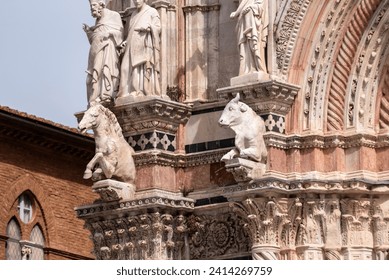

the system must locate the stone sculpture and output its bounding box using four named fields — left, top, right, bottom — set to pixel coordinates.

left=218, top=93, right=267, bottom=163
left=84, top=0, right=123, bottom=106
left=230, top=0, right=269, bottom=75
left=78, top=104, right=136, bottom=185
left=118, top=0, right=161, bottom=99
